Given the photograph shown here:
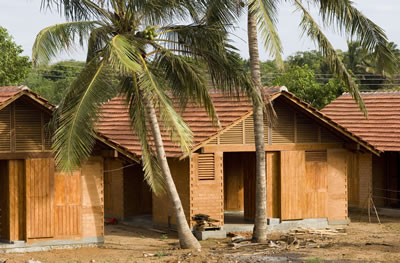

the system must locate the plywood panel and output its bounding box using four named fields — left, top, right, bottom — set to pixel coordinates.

left=327, top=149, right=348, bottom=221
left=81, top=156, right=104, bottom=238
left=26, top=158, right=54, bottom=239
left=54, top=170, right=81, bottom=237
left=267, top=152, right=280, bottom=218
left=280, top=151, right=305, bottom=220
left=224, top=153, right=244, bottom=211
